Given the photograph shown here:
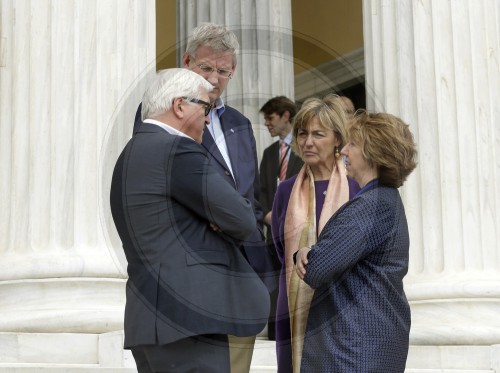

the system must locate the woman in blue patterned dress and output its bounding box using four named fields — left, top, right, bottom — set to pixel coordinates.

left=295, top=111, right=418, bottom=372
